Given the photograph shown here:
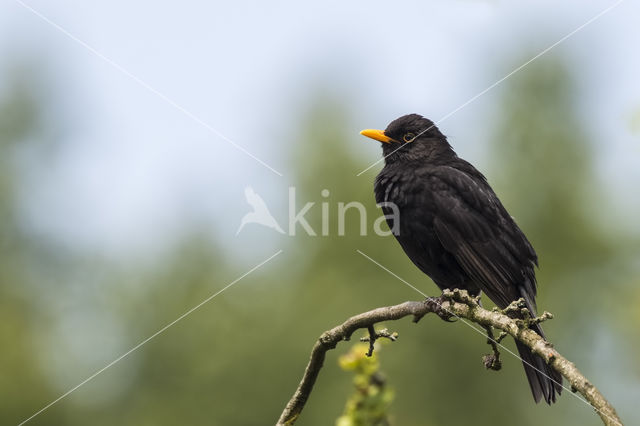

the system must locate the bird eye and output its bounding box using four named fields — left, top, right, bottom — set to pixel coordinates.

left=403, top=133, right=415, bottom=143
